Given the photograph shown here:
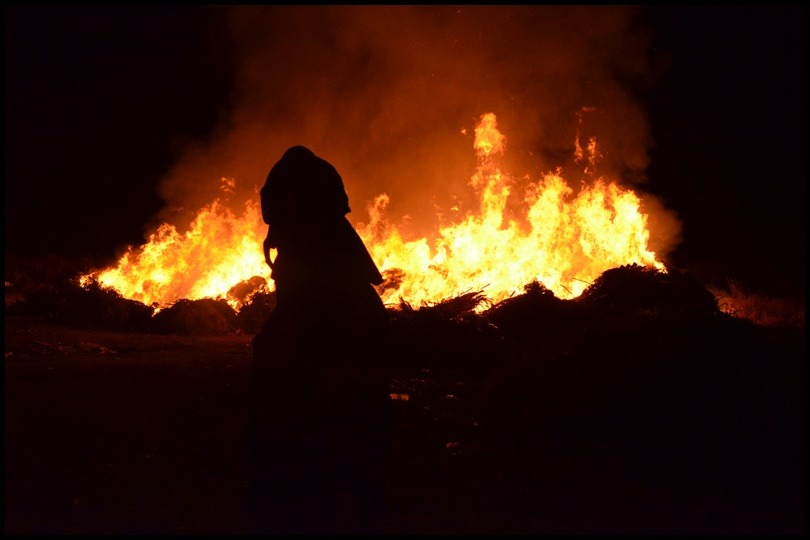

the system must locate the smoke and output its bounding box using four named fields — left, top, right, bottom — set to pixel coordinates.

left=154, top=6, right=679, bottom=252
